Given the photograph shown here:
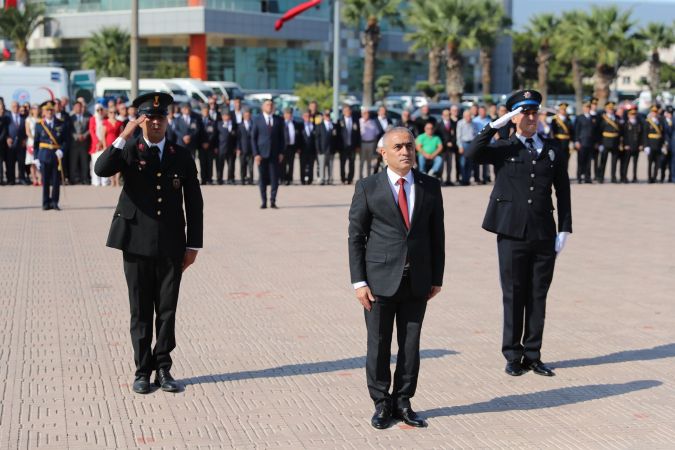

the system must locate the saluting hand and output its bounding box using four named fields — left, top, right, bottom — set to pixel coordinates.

left=120, top=115, right=147, bottom=140
left=182, top=249, right=198, bottom=272
left=489, top=107, right=522, bottom=129
left=355, top=286, right=375, bottom=312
